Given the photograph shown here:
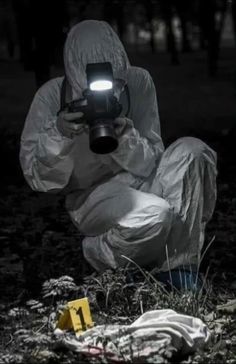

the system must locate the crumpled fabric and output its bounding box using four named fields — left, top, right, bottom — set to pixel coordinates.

left=56, top=309, right=211, bottom=363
